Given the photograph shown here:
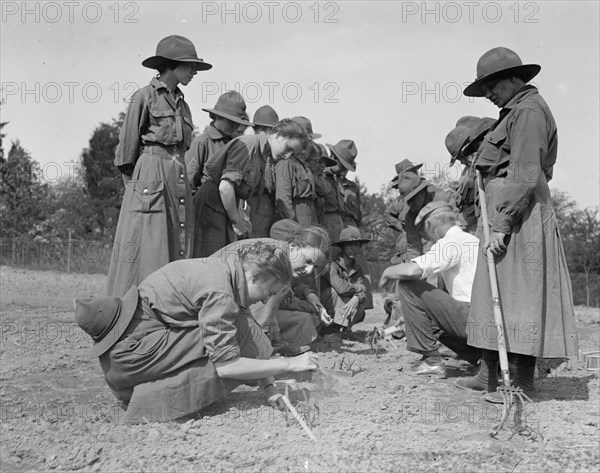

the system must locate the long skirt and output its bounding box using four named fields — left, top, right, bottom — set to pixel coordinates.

left=106, top=147, right=193, bottom=297
left=467, top=176, right=579, bottom=358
